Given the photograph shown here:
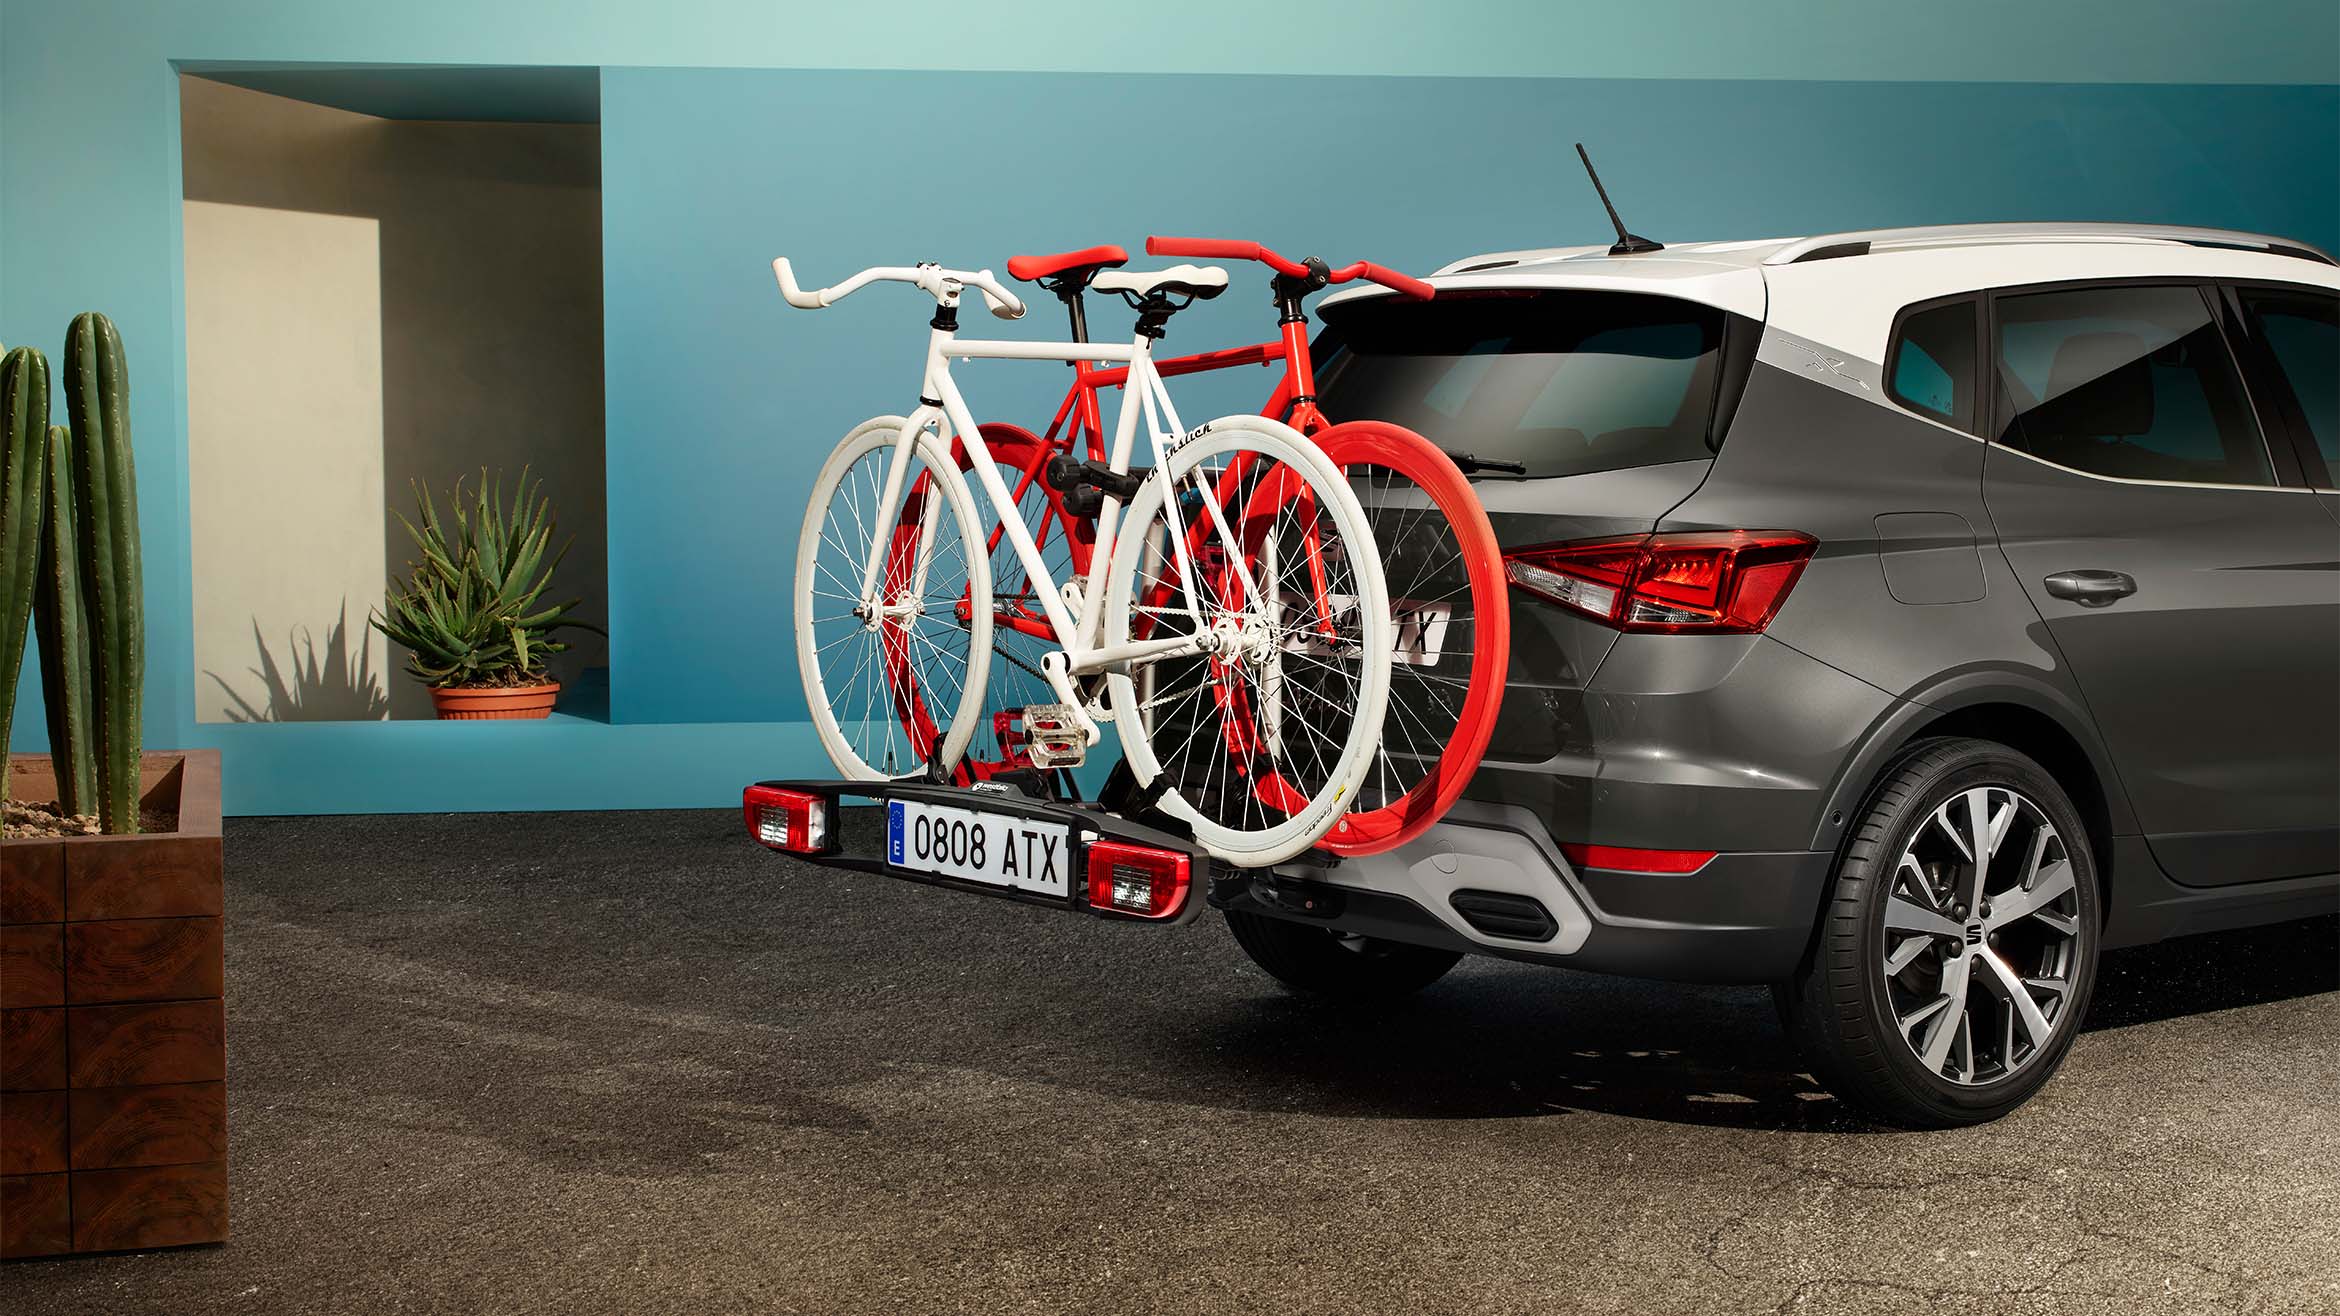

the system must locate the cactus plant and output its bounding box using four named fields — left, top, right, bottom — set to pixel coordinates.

left=35, top=422, right=96, bottom=816
left=1, top=347, right=51, bottom=810
left=63, top=313, right=143, bottom=833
